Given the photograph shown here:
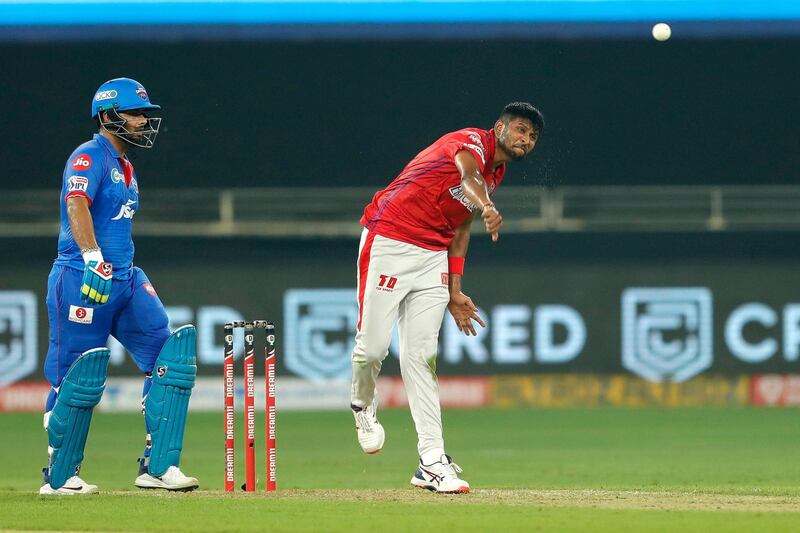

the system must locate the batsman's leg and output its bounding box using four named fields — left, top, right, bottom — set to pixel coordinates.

left=41, top=264, right=118, bottom=494
left=40, top=348, right=110, bottom=495
left=135, top=325, right=199, bottom=491
left=113, top=267, right=198, bottom=490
